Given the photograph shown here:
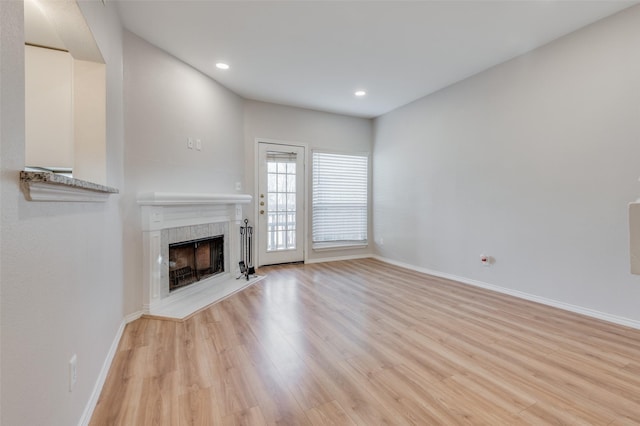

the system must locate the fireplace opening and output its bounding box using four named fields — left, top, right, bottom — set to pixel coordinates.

left=168, top=235, right=224, bottom=291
